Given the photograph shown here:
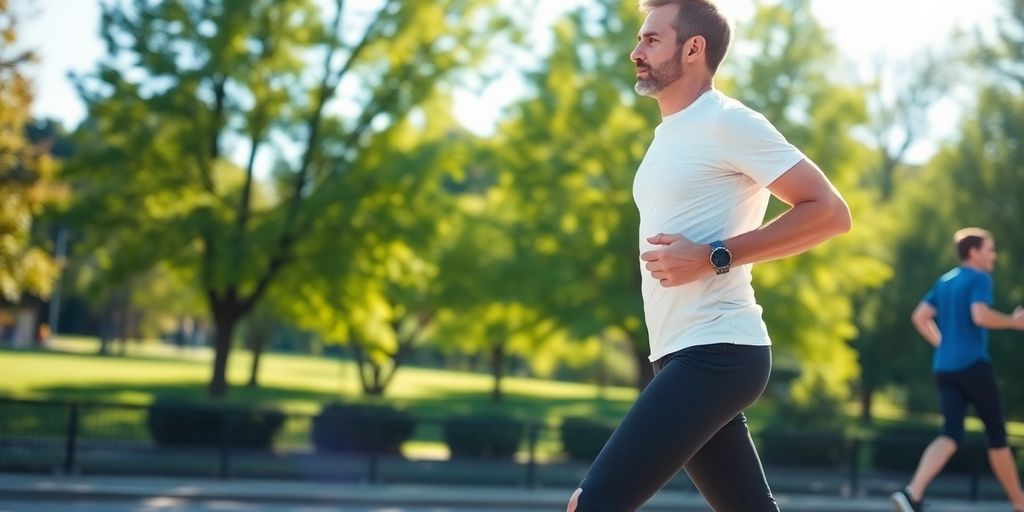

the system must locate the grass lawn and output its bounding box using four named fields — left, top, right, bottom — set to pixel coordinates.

left=2, top=336, right=654, bottom=460
left=1, top=336, right=641, bottom=422
left=14, top=336, right=1018, bottom=465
